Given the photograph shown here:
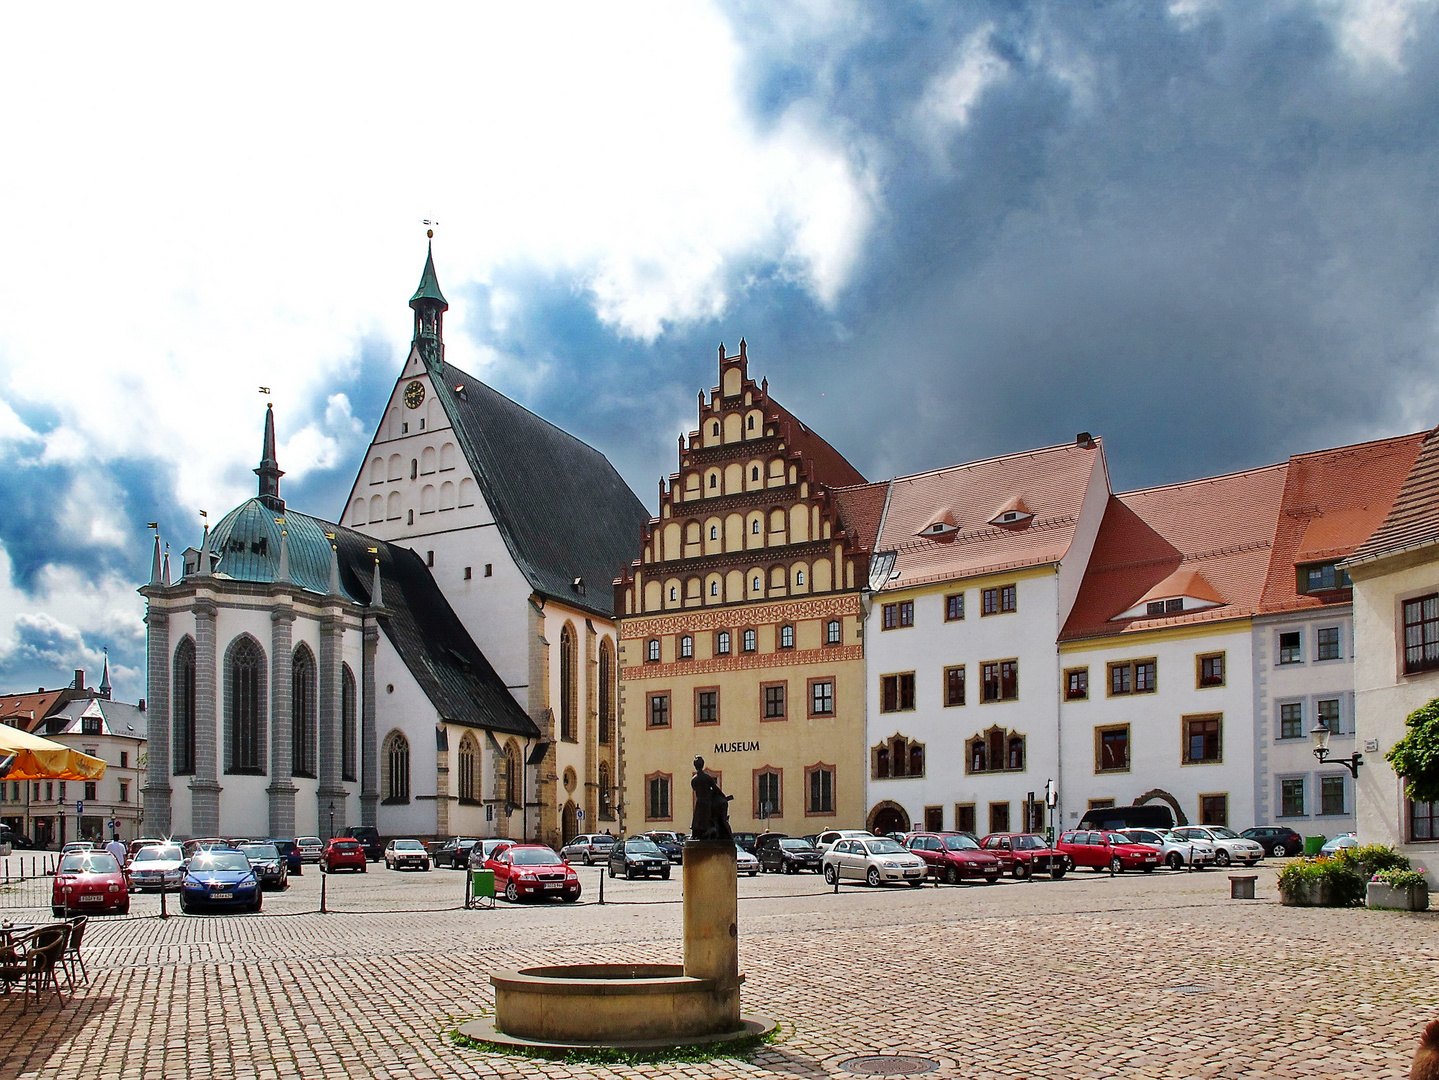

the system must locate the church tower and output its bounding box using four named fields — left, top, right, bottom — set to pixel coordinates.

left=410, top=239, right=448, bottom=369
